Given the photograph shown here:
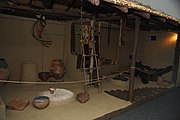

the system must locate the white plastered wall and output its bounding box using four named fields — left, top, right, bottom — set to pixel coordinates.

left=0, top=14, right=65, bottom=80
left=118, top=30, right=176, bottom=82
left=138, top=31, right=176, bottom=81
left=0, top=13, right=178, bottom=83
